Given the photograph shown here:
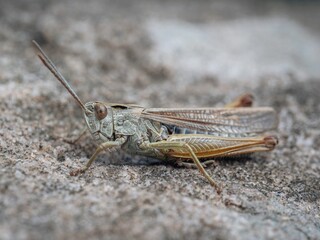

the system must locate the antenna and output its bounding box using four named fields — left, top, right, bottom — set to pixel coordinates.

left=32, top=40, right=91, bottom=114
